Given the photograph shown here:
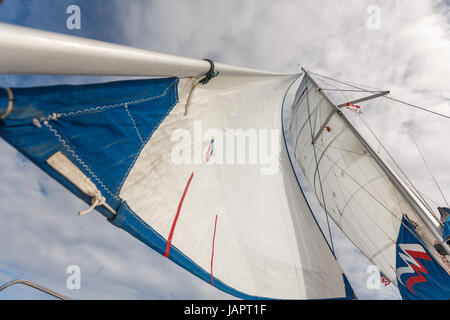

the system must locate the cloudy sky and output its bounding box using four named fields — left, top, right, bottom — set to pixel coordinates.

left=0, top=0, right=448, bottom=299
